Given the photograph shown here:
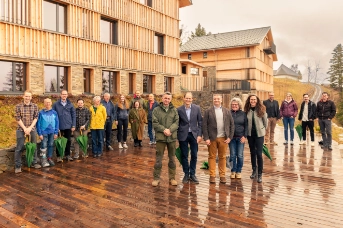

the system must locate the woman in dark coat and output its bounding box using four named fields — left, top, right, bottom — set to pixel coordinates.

left=115, top=94, right=129, bottom=149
